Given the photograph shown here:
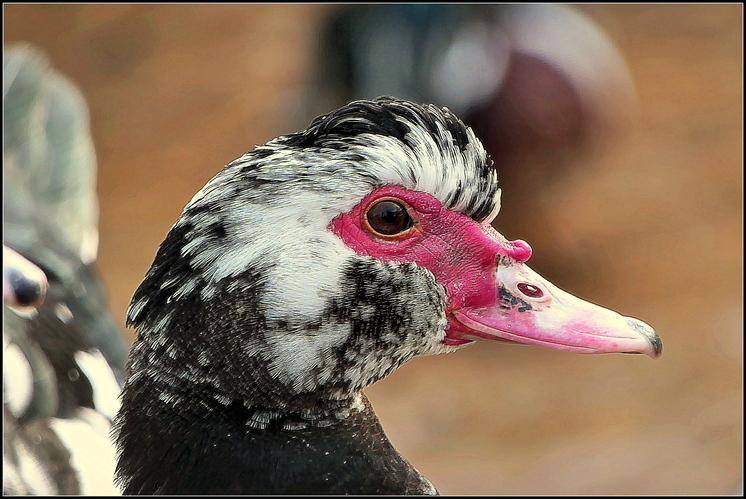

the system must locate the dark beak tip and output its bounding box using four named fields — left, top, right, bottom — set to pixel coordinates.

left=650, top=335, right=664, bottom=359
left=625, top=317, right=663, bottom=359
